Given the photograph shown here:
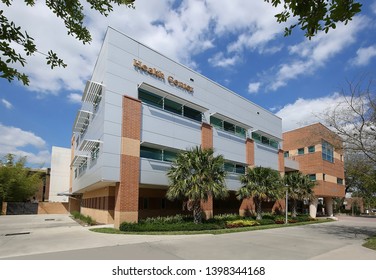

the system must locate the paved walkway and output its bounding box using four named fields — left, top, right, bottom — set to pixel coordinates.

left=0, top=214, right=376, bottom=259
